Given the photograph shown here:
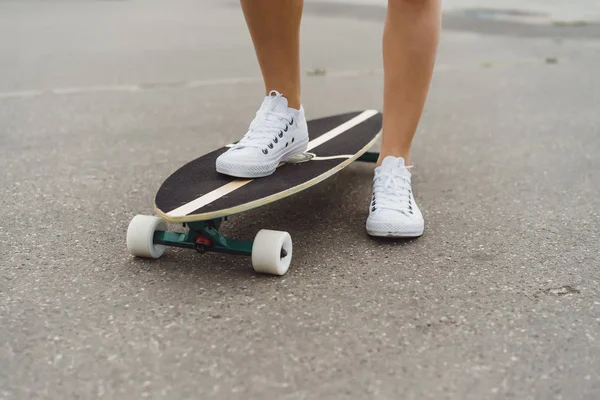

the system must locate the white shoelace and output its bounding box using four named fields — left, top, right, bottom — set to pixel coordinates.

left=235, top=102, right=292, bottom=151
left=373, top=167, right=413, bottom=215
